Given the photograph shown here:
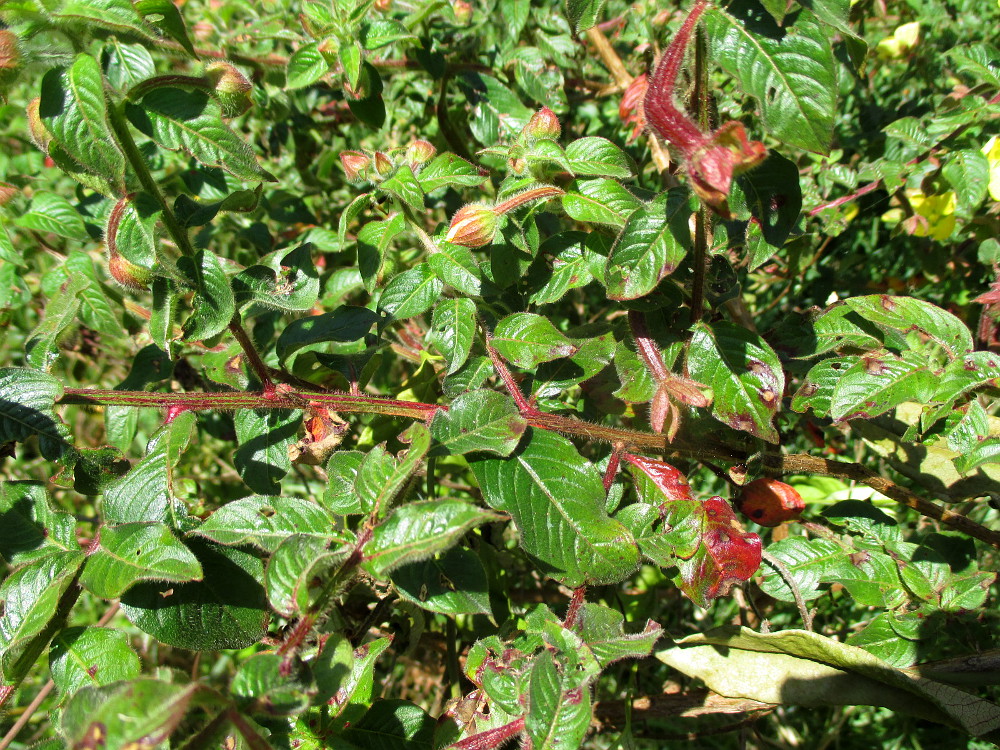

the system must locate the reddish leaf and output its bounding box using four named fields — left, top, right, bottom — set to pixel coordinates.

left=676, top=497, right=762, bottom=608
left=624, top=455, right=761, bottom=608
left=623, top=453, right=692, bottom=503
